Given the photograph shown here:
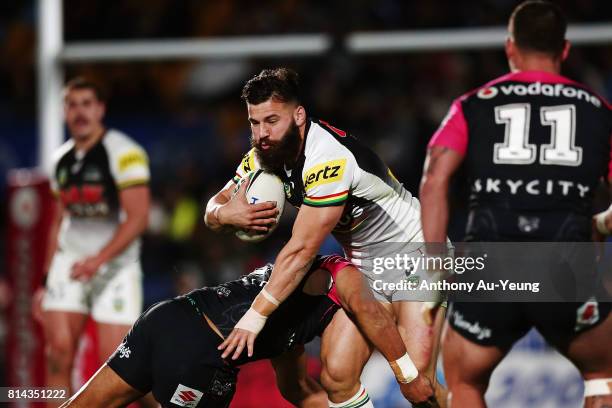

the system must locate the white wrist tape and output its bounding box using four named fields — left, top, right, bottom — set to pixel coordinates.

left=261, top=288, right=280, bottom=306
left=389, top=353, right=419, bottom=384
left=584, top=378, right=612, bottom=397
left=234, top=307, right=268, bottom=335
left=594, top=205, right=612, bottom=235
